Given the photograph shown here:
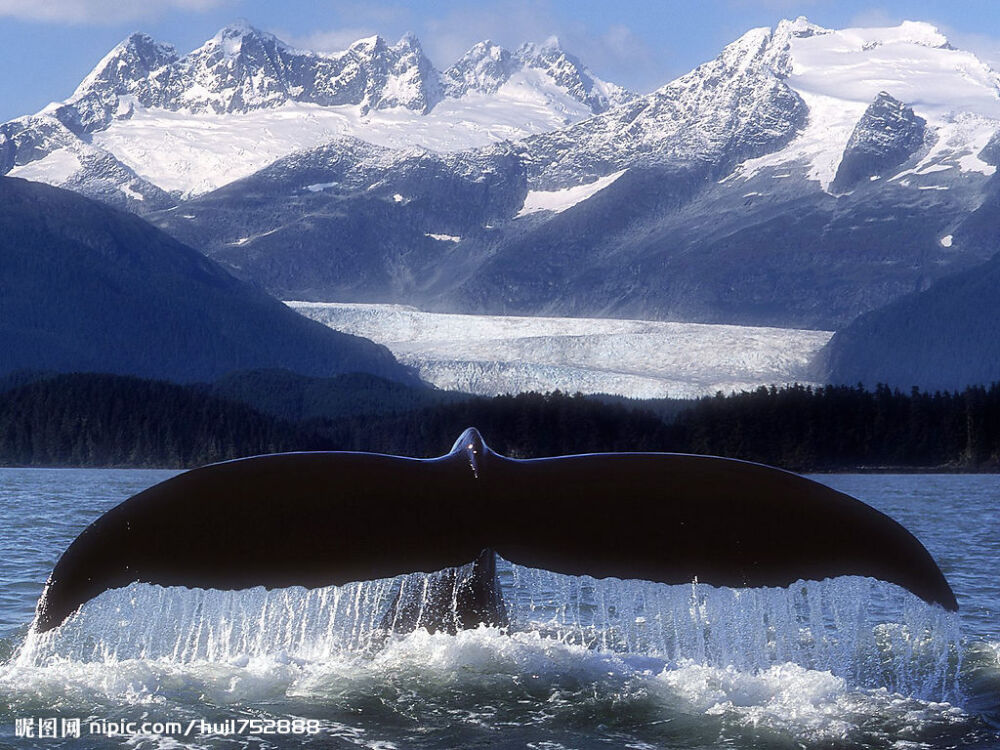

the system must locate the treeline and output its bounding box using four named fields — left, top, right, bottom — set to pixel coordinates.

left=0, top=373, right=324, bottom=467
left=1, top=373, right=1000, bottom=471
left=316, top=390, right=674, bottom=457
left=675, top=383, right=1000, bottom=471
left=316, top=383, right=1000, bottom=469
